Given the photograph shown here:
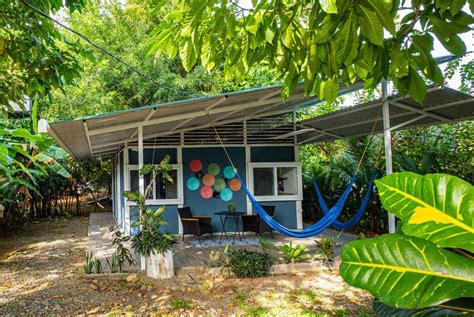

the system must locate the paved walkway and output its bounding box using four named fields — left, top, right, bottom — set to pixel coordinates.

left=87, top=212, right=139, bottom=271
left=88, top=212, right=357, bottom=270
